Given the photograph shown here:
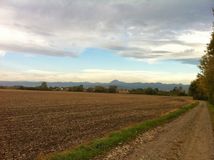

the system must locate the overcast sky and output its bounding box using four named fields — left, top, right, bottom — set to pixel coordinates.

left=0, top=0, right=213, bottom=83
